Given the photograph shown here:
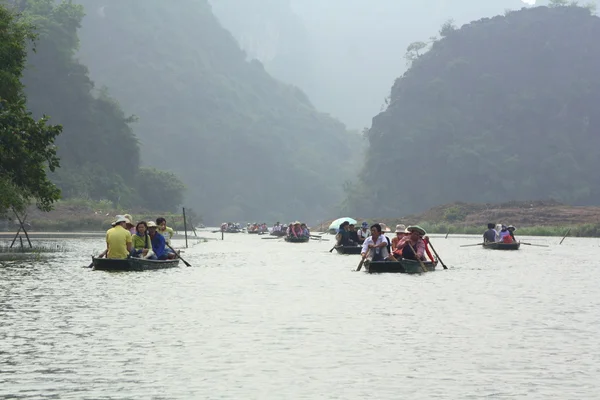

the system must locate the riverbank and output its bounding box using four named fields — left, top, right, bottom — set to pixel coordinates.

left=1, top=199, right=201, bottom=232
left=324, top=200, right=600, bottom=237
